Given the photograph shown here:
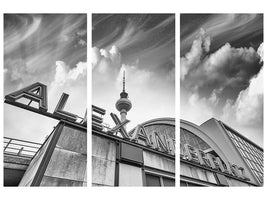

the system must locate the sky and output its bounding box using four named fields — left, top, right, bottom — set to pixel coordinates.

left=180, top=14, right=263, bottom=147
left=4, top=14, right=87, bottom=143
left=92, top=14, right=175, bottom=130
